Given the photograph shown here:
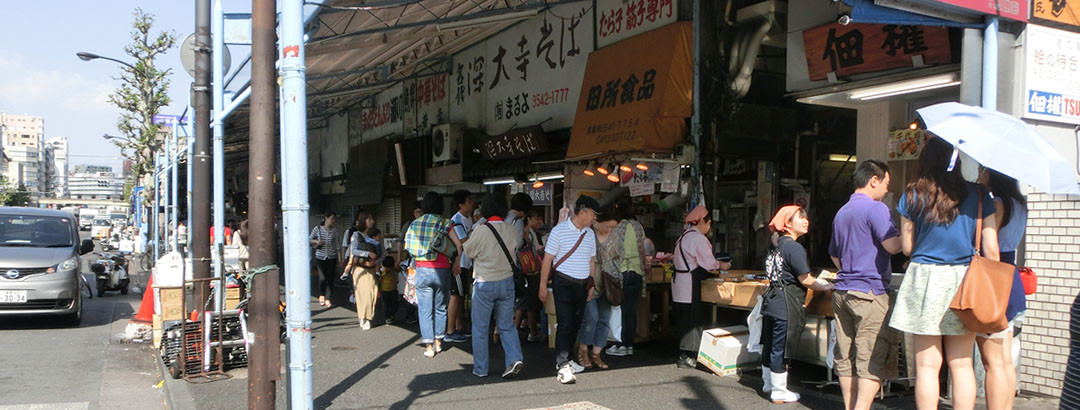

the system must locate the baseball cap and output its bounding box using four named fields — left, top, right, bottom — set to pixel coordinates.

left=575, top=196, right=602, bottom=214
